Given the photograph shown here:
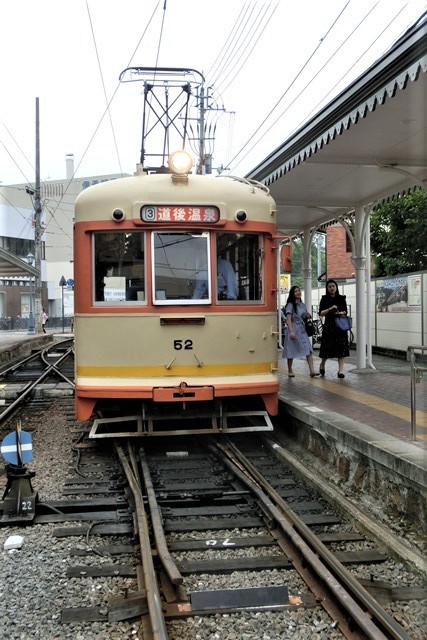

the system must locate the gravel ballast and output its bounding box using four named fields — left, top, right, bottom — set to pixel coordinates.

left=1, top=401, right=425, bottom=639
